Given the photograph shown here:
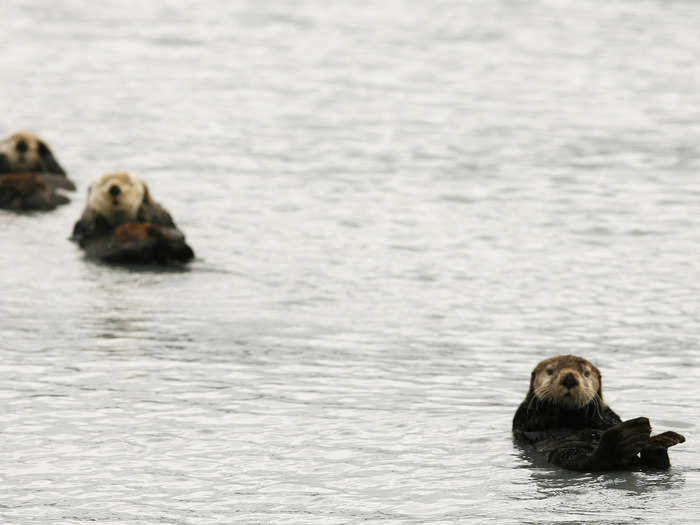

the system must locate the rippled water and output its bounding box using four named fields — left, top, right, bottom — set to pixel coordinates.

left=2, top=0, right=700, bottom=523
